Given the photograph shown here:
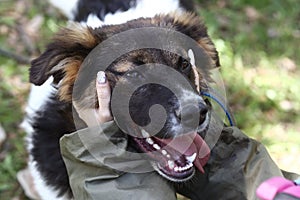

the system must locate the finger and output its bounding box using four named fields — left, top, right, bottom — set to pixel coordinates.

left=96, top=71, right=112, bottom=122
left=80, top=109, right=101, bottom=127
